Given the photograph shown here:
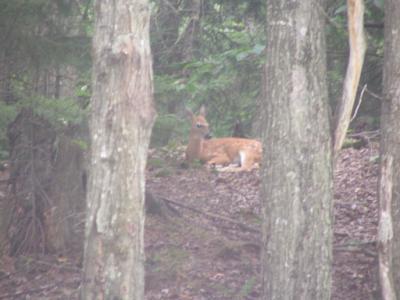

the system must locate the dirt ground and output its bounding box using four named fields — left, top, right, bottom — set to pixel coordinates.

left=0, top=144, right=380, bottom=299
